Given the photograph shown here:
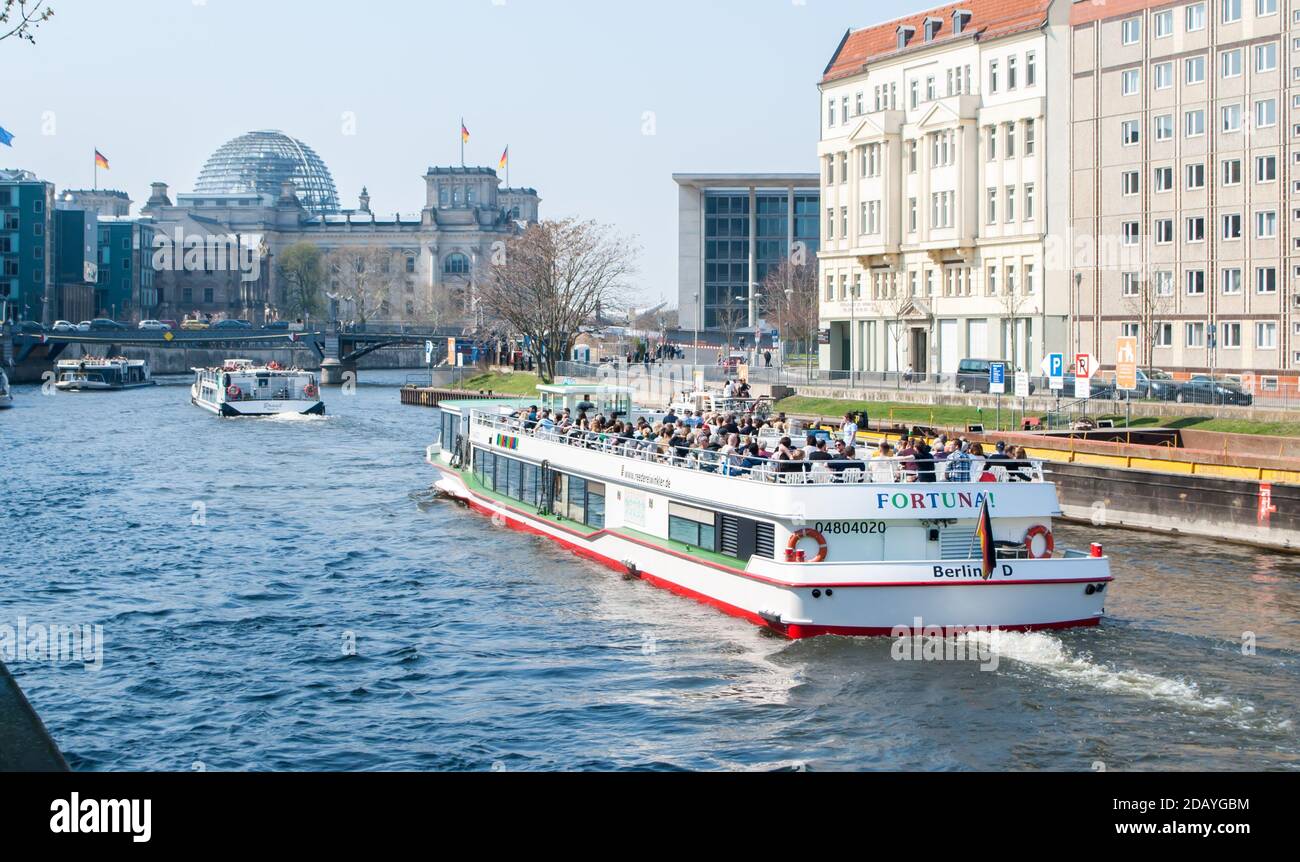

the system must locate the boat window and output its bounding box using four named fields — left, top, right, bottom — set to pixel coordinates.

left=669, top=502, right=717, bottom=552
